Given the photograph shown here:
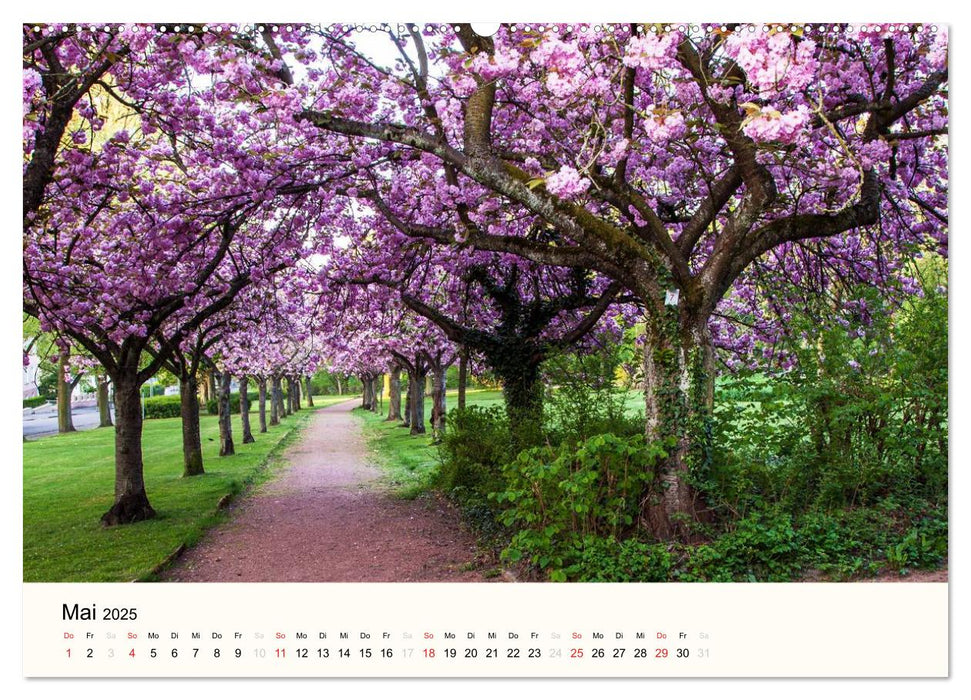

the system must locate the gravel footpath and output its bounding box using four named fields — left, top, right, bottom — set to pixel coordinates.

left=162, top=400, right=484, bottom=582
